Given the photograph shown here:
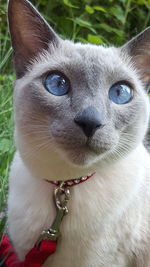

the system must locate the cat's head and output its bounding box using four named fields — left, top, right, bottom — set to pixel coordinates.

left=8, top=0, right=150, bottom=180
